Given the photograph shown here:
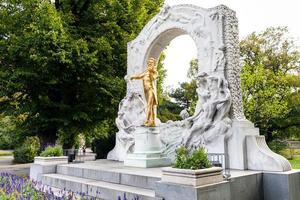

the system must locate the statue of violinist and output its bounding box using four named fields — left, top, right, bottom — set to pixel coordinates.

left=130, top=58, right=158, bottom=127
